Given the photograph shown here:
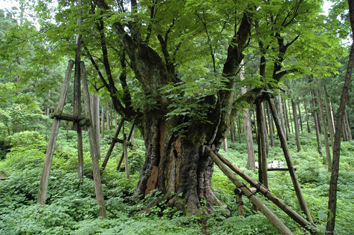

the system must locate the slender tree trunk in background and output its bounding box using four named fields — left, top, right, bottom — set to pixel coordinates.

left=324, top=86, right=335, bottom=147
left=101, top=105, right=105, bottom=139
left=283, top=98, right=290, bottom=139
left=342, top=123, right=348, bottom=141
left=327, top=2, right=354, bottom=231
left=131, top=130, right=135, bottom=150
left=304, top=103, right=311, bottom=133
left=237, top=117, right=242, bottom=143
left=268, top=96, right=313, bottom=223
left=252, top=108, right=258, bottom=140
left=343, top=111, right=349, bottom=140
left=106, top=102, right=110, bottom=131
left=256, top=100, right=268, bottom=188
left=288, top=99, right=294, bottom=134
left=241, top=64, right=255, bottom=171
left=292, top=100, right=301, bottom=152
left=262, top=103, right=269, bottom=154
left=311, top=91, right=323, bottom=161
left=330, top=102, right=336, bottom=133
left=230, top=122, right=236, bottom=142
left=223, top=138, right=228, bottom=152
left=267, top=102, right=274, bottom=147
left=315, top=80, right=331, bottom=171
left=91, top=94, right=101, bottom=159
left=298, top=104, right=303, bottom=133
left=278, top=94, right=285, bottom=137
left=345, top=110, right=352, bottom=140
left=244, top=109, right=256, bottom=171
